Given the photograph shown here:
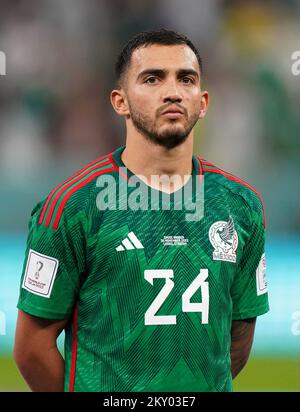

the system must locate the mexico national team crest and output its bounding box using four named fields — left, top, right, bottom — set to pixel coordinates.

left=209, top=216, right=238, bottom=263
